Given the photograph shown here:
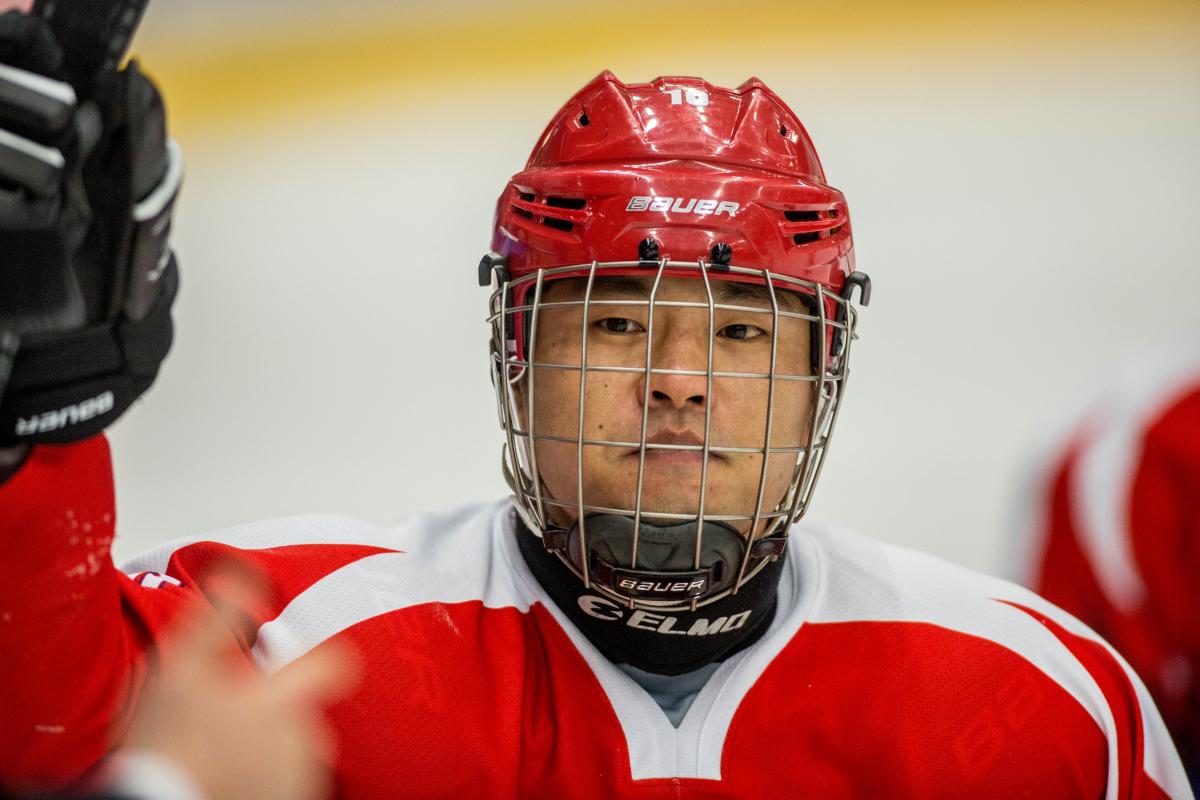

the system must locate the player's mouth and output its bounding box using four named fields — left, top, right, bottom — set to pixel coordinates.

left=628, top=430, right=724, bottom=464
